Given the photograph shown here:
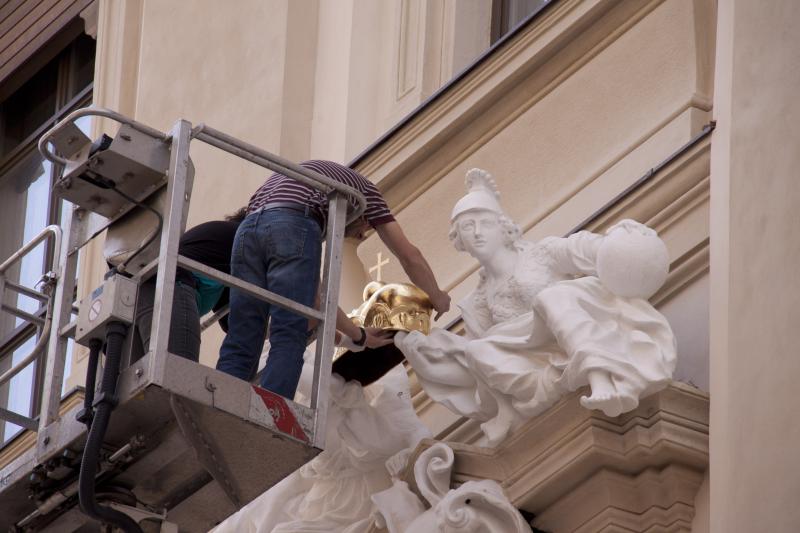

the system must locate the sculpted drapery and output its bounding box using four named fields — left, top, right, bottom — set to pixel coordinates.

left=212, top=362, right=431, bottom=533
